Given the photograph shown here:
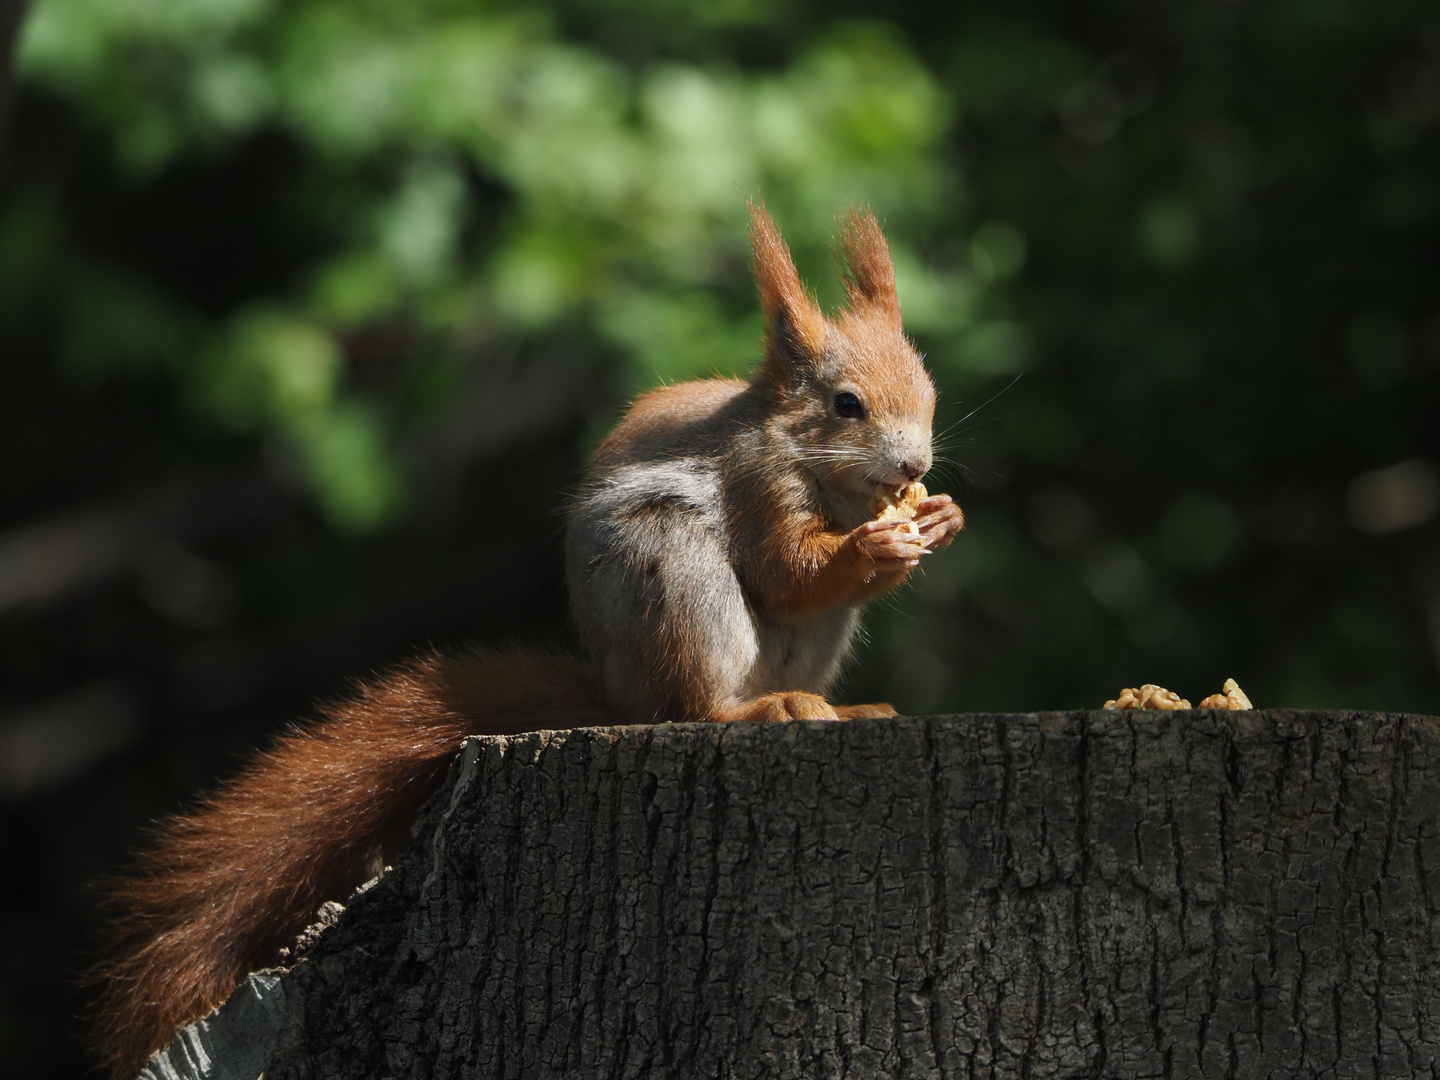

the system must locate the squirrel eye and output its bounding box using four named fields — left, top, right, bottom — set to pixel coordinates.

left=833, top=391, right=865, bottom=419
